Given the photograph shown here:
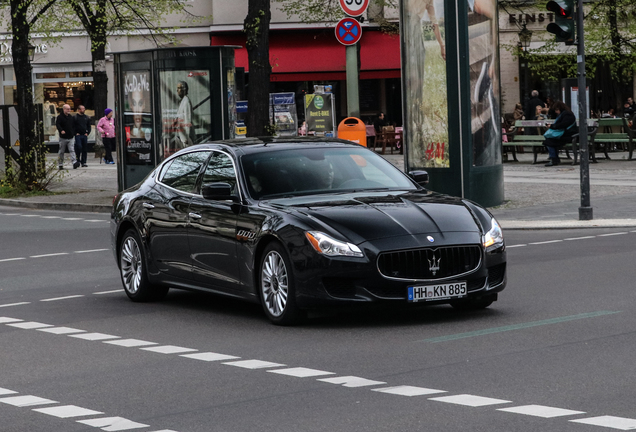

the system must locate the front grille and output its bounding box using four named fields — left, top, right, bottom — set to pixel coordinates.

left=365, top=277, right=487, bottom=299
left=488, top=263, right=506, bottom=287
left=323, top=277, right=357, bottom=299
left=377, top=245, right=482, bottom=280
